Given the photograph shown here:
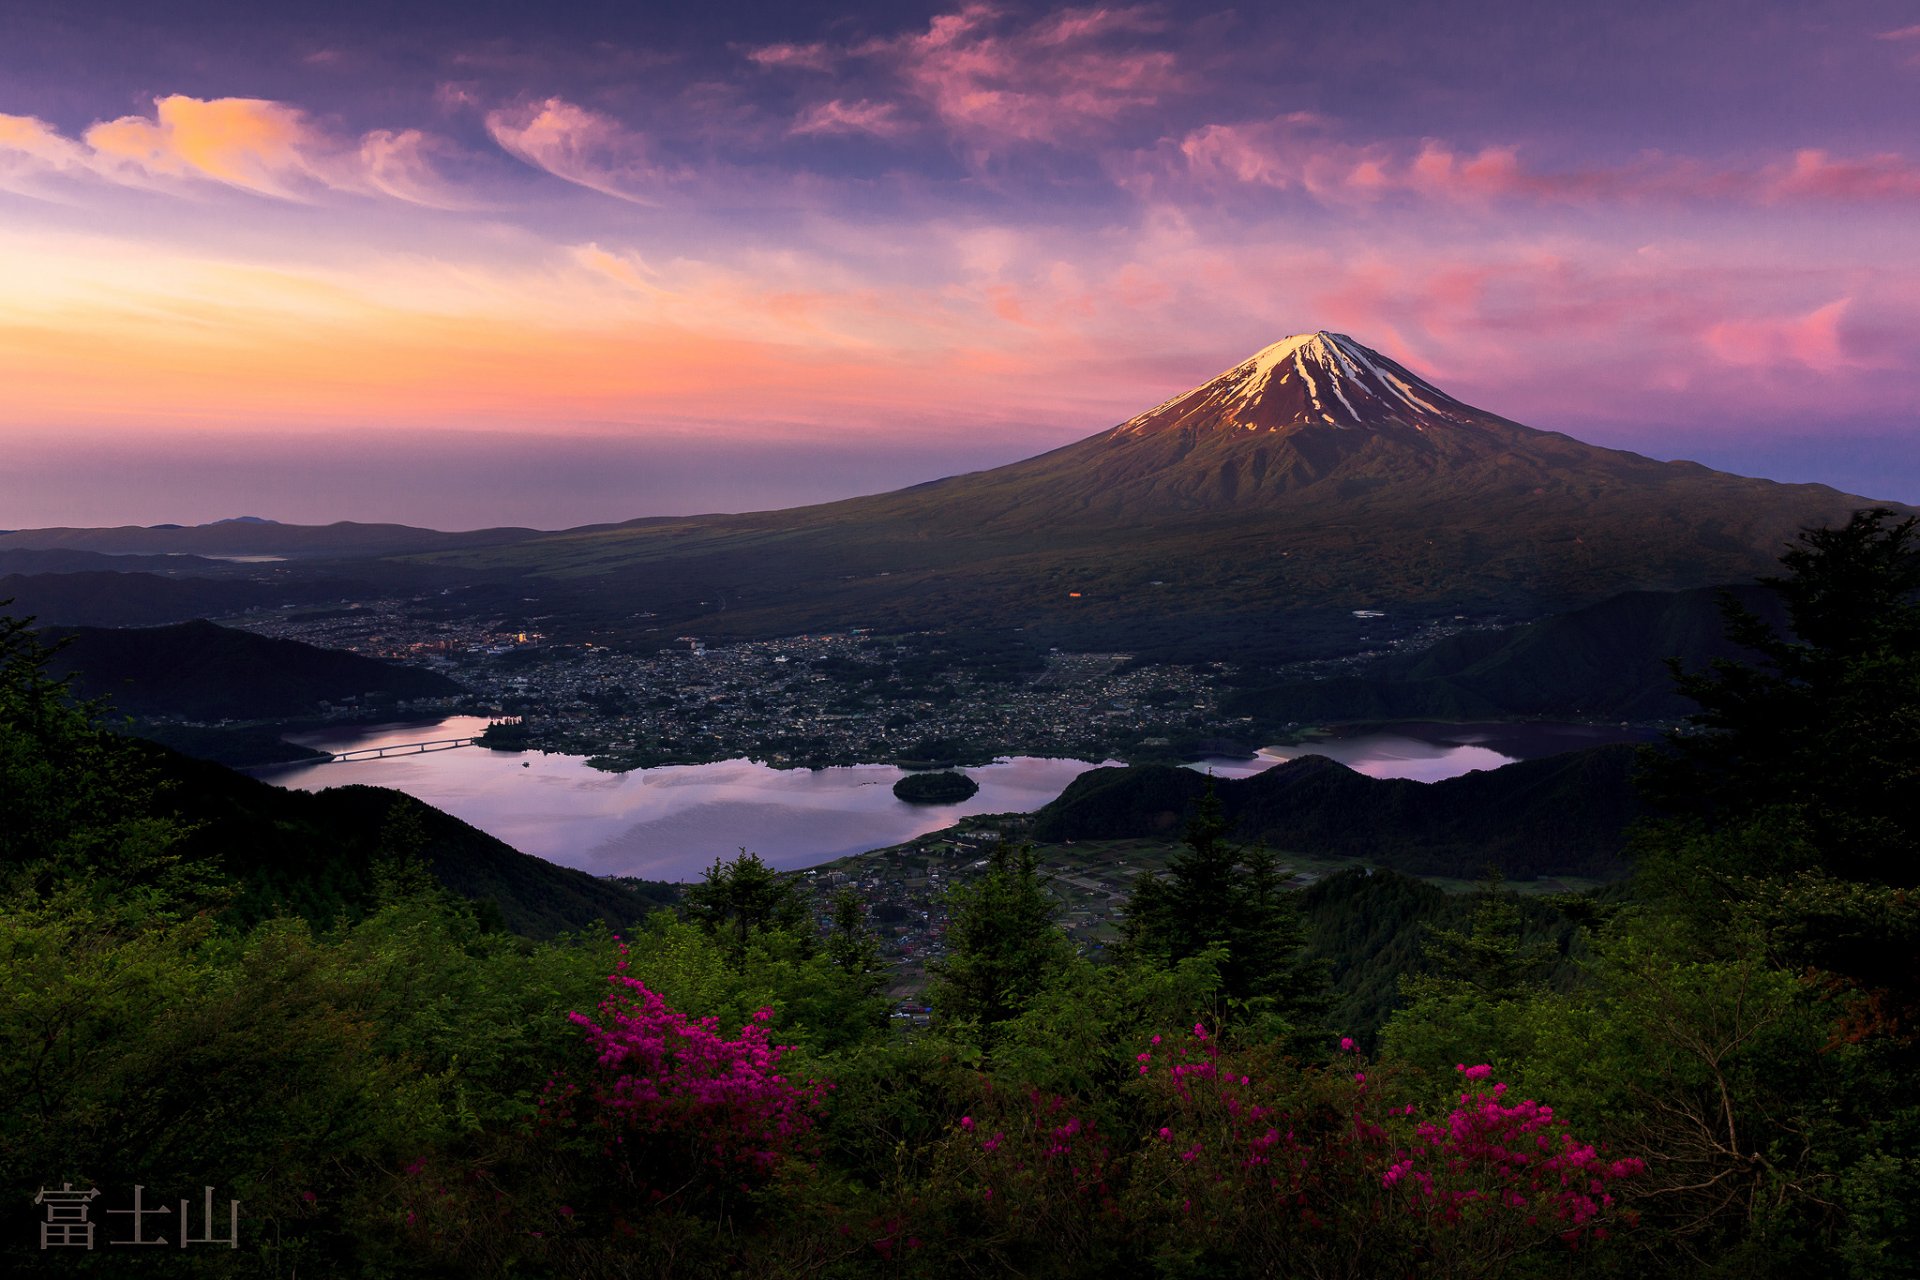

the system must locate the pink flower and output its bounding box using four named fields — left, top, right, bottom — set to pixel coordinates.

left=960, top=1115, right=975, bottom=1131
left=1456, top=1063, right=1494, bottom=1080
left=1340, top=1037, right=1355, bottom=1051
